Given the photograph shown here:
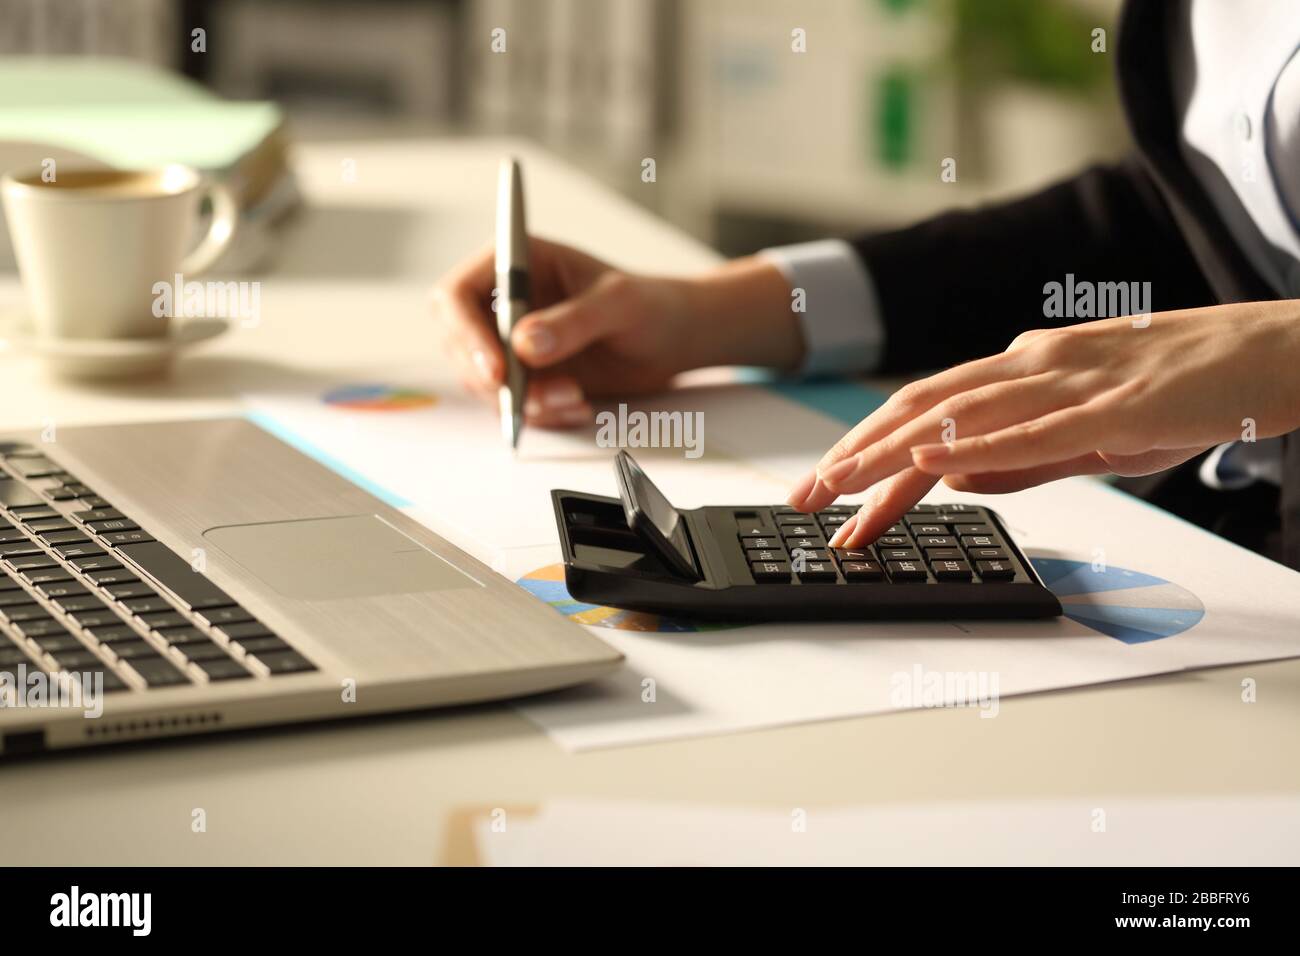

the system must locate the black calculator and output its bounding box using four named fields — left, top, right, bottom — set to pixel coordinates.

left=552, top=451, right=1061, bottom=621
